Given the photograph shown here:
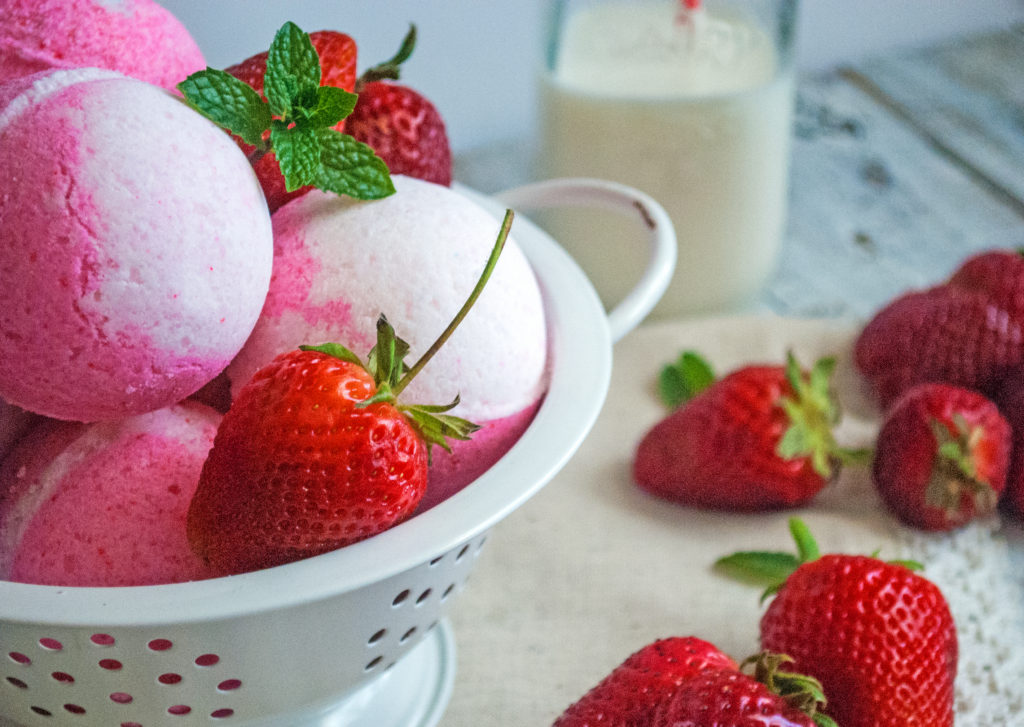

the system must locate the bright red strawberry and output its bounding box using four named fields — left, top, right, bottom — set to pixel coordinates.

left=649, top=660, right=822, bottom=727
left=346, top=25, right=452, bottom=186
left=187, top=213, right=512, bottom=574
left=872, top=382, right=1010, bottom=530
left=947, top=248, right=1024, bottom=318
left=633, top=353, right=862, bottom=510
left=552, top=637, right=738, bottom=727
left=992, top=367, right=1024, bottom=519
left=721, top=519, right=958, bottom=727
left=854, top=285, right=1024, bottom=407
left=225, top=30, right=358, bottom=212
